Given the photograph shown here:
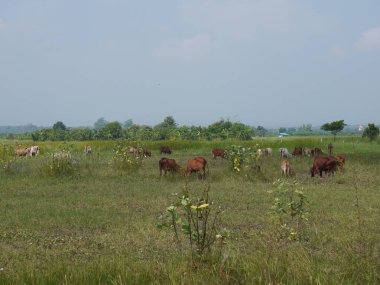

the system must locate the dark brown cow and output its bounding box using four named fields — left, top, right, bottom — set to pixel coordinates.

left=292, top=146, right=303, bottom=156
left=159, top=157, right=180, bottom=176
left=160, top=146, right=172, bottom=154
left=310, top=156, right=339, bottom=177
left=184, top=157, right=207, bottom=179
left=211, top=148, right=225, bottom=159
